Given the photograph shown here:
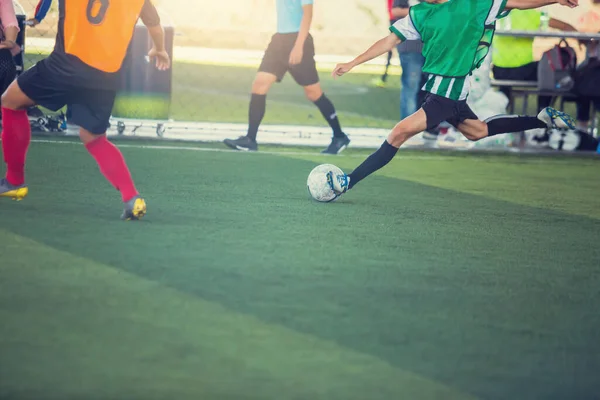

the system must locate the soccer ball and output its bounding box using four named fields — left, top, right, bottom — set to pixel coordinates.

left=307, top=164, right=344, bottom=202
